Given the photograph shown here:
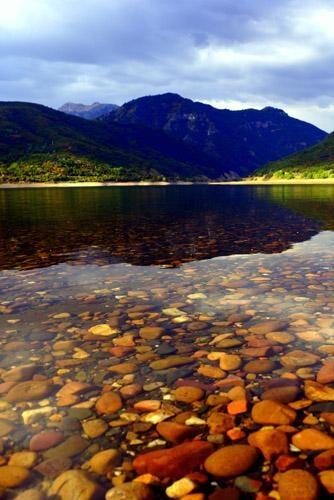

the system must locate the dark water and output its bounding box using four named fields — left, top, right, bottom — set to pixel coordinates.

left=0, top=185, right=334, bottom=496
left=1, top=185, right=333, bottom=270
